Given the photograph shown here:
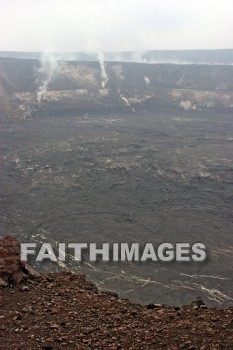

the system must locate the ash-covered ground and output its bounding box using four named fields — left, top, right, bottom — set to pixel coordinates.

left=0, top=110, right=233, bottom=306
